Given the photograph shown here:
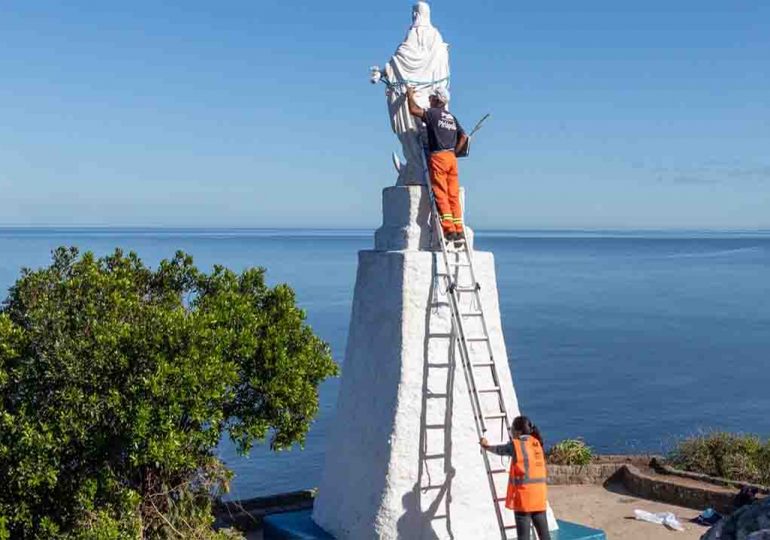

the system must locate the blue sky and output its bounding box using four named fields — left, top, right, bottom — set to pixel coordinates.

left=1, top=1, right=768, bottom=229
